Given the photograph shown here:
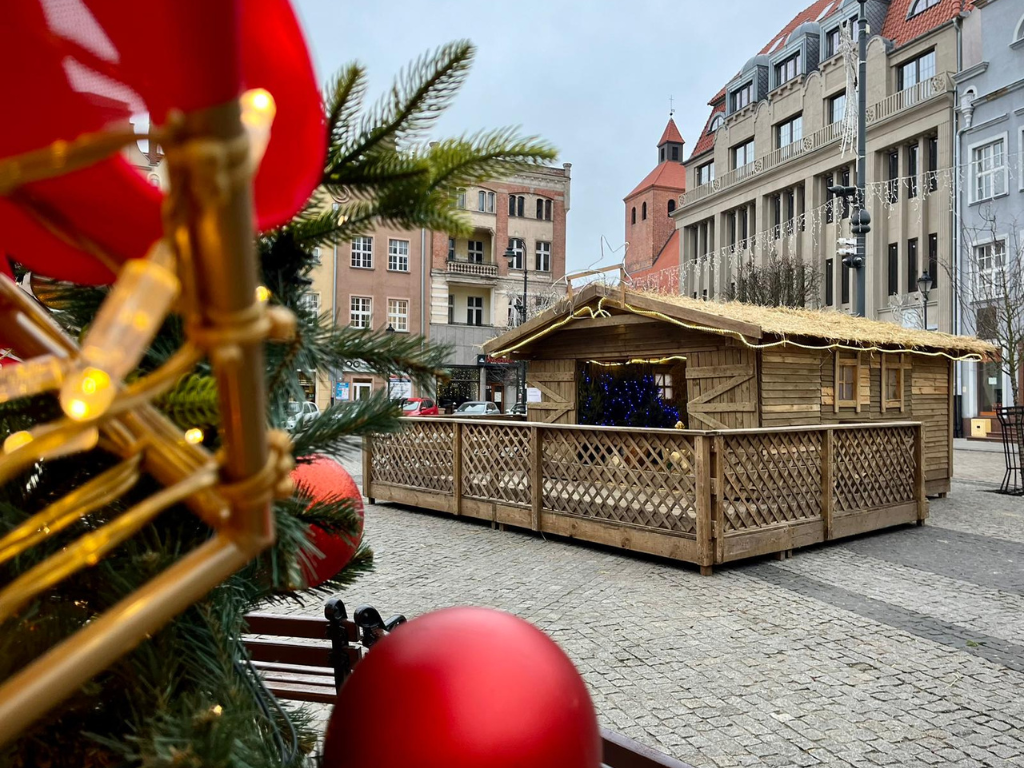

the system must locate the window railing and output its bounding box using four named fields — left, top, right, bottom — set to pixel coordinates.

left=680, top=73, right=952, bottom=208
left=447, top=259, right=498, bottom=278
